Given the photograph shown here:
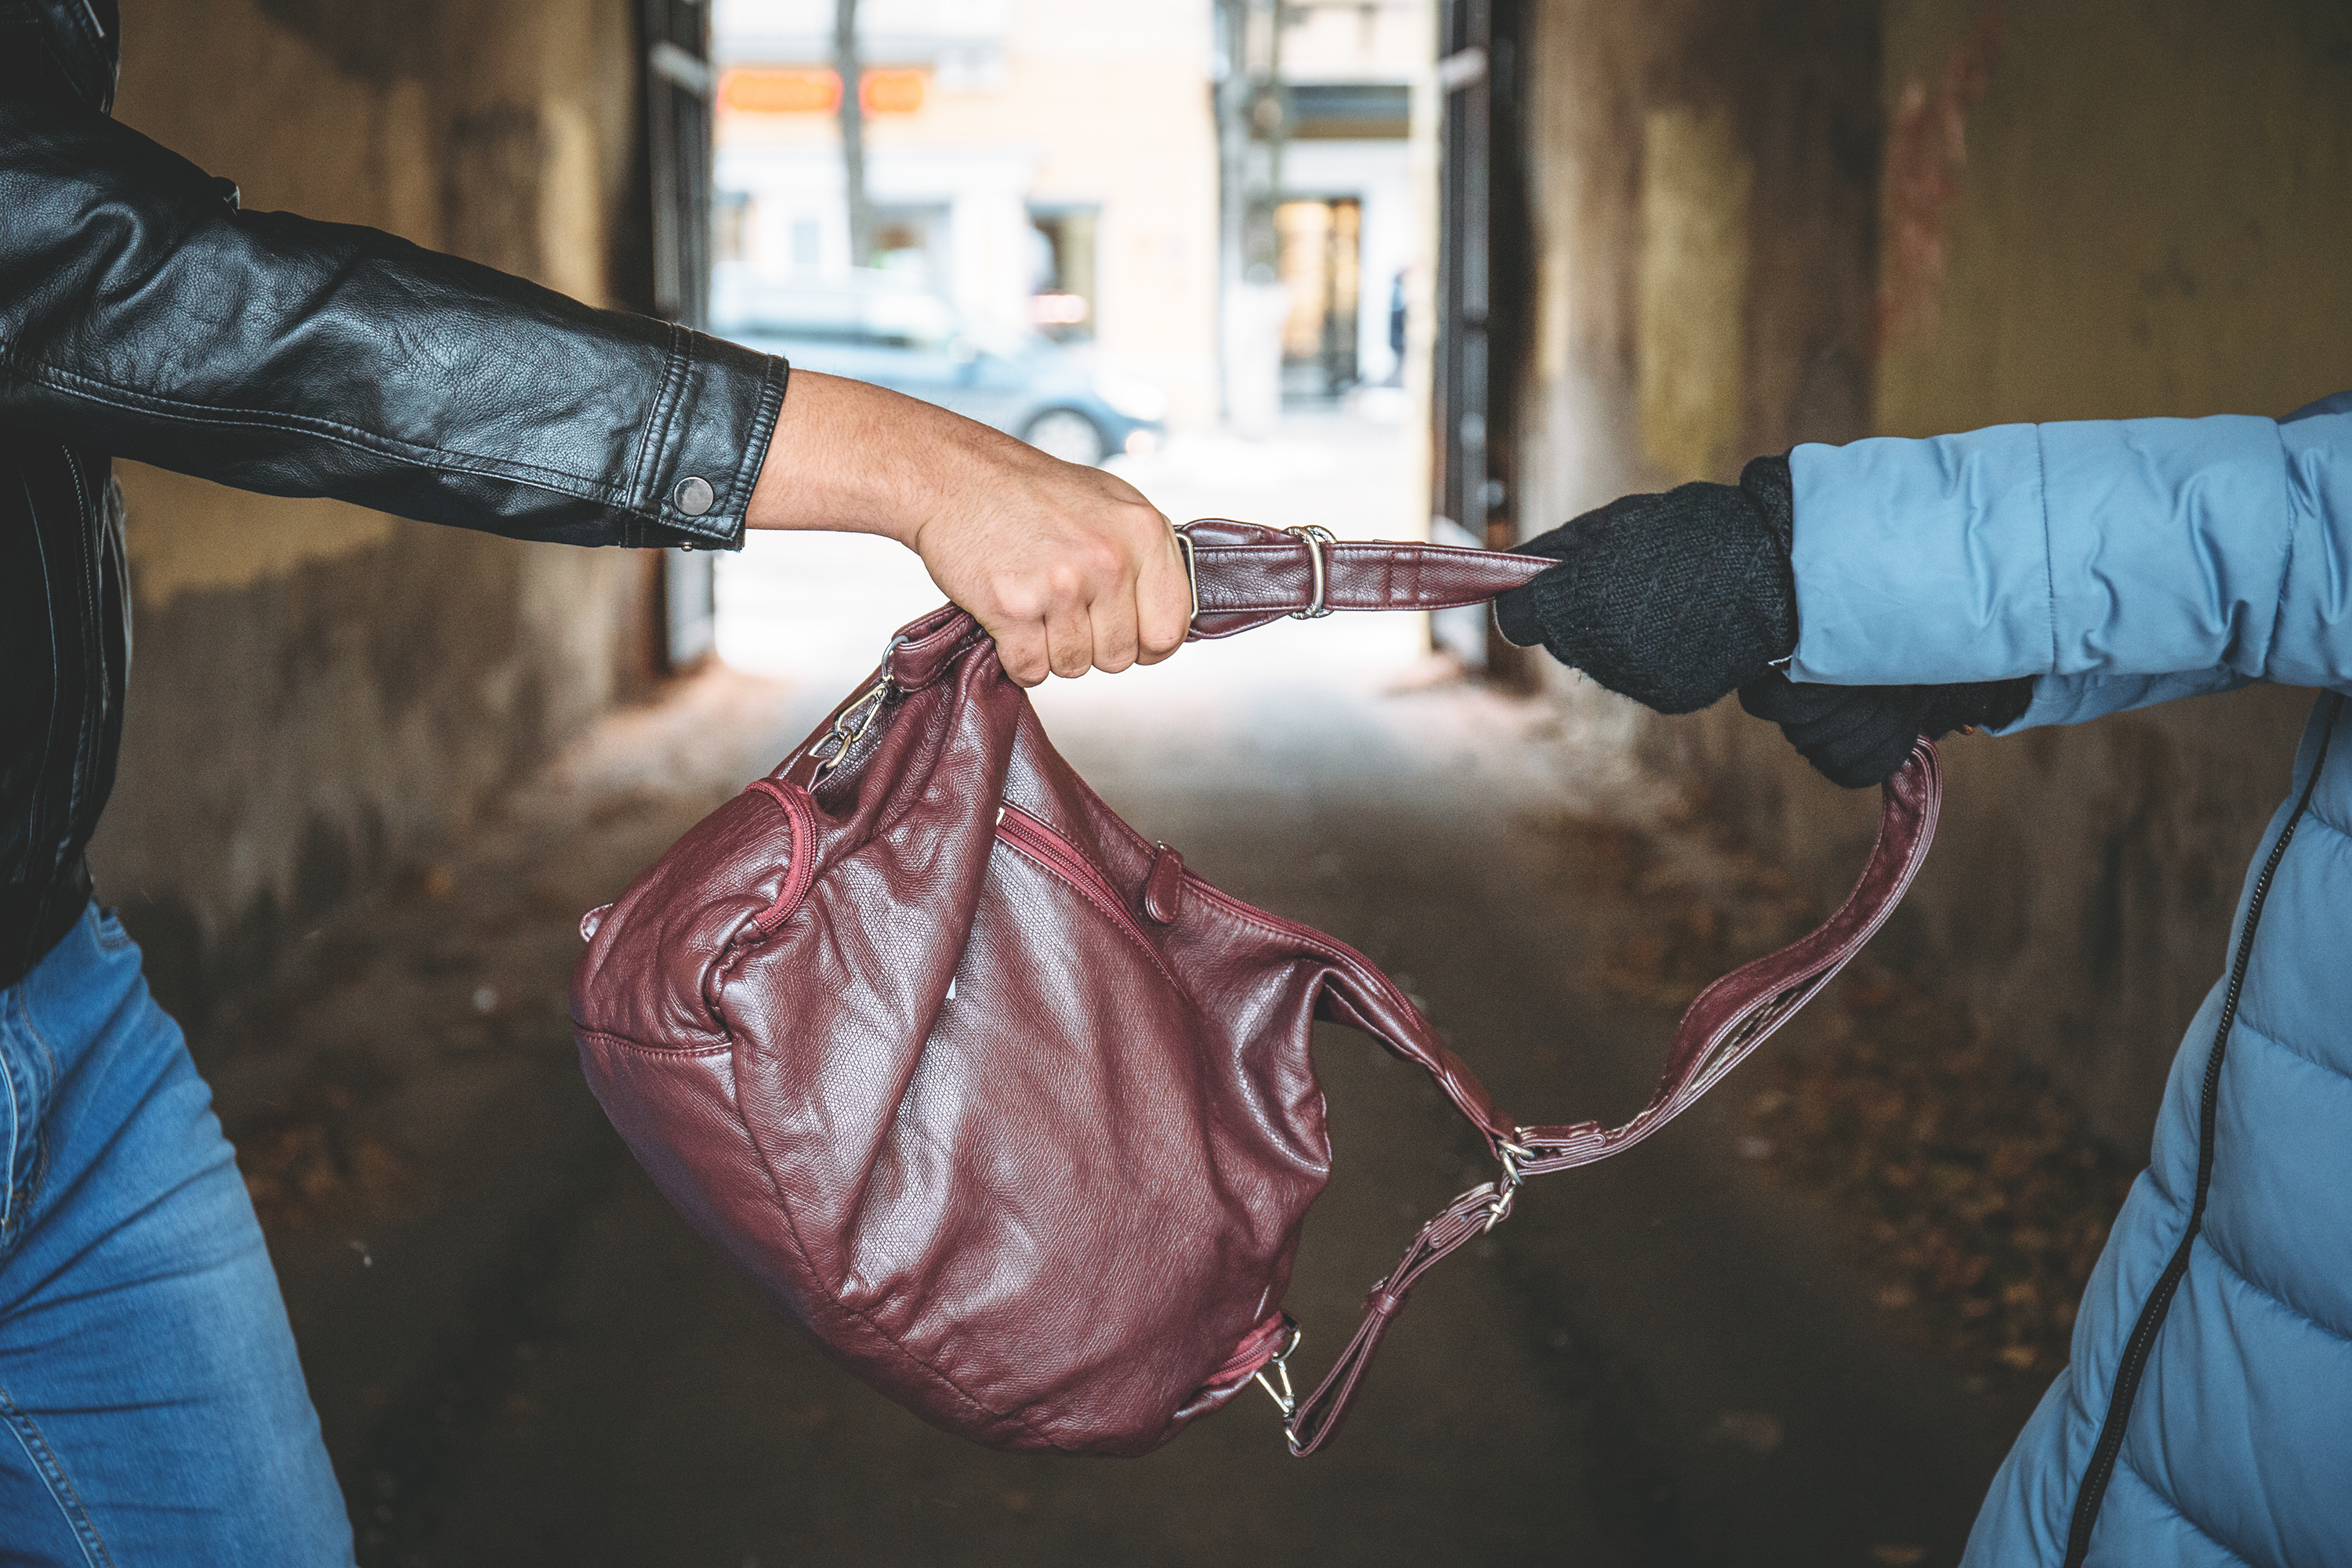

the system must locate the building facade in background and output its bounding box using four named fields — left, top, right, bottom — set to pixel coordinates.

left=712, top=0, right=1223, bottom=425
left=712, top=0, right=1431, bottom=429
left=1245, top=1, right=1426, bottom=400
